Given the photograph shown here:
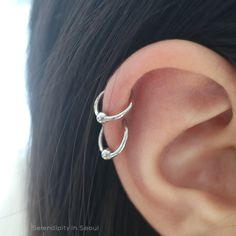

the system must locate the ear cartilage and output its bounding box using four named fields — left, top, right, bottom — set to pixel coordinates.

left=94, top=90, right=132, bottom=160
